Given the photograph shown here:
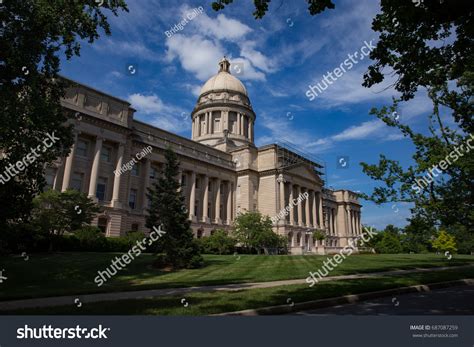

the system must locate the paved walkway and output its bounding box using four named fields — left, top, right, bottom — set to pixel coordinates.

left=0, top=265, right=472, bottom=311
